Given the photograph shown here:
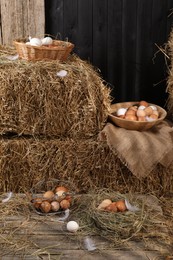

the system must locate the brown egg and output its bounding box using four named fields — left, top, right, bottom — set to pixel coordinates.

left=144, top=106, right=153, bottom=116
left=97, top=199, right=112, bottom=210
left=136, top=109, right=146, bottom=117
left=149, top=114, right=158, bottom=120
left=40, top=201, right=51, bottom=213
left=125, top=109, right=136, bottom=116
left=32, top=198, right=43, bottom=209
left=139, top=100, right=149, bottom=107
left=129, top=106, right=138, bottom=111
left=60, top=199, right=70, bottom=210
left=152, top=110, right=159, bottom=117
left=43, top=190, right=55, bottom=200
left=56, top=190, right=66, bottom=197
left=118, top=115, right=125, bottom=119
left=65, top=194, right=72, bottom=203
left=105, top=202, right=118, bottom=212
left=138, top=116, right=146, bottom=121
left=51, top=201, right=60, bottom=212
left=54, top=186, right=69, bottom=193
left=125, top=115, right=137, bottom=121
left=116, top=200, right=127, bottom=212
